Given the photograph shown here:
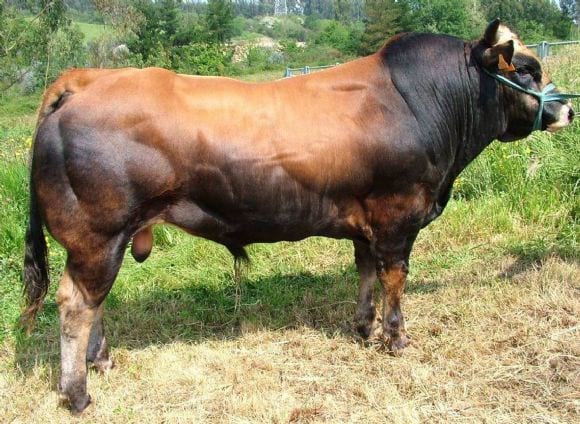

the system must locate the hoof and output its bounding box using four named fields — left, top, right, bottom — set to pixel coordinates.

left=92, top=358, right=114, bottom=374
left=388, top=333, right=412, bottom=356
left=59, top=392, right=91, bottom=415
left=356, top=316, right=382, bottom=341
